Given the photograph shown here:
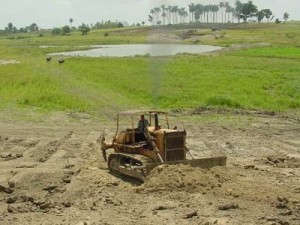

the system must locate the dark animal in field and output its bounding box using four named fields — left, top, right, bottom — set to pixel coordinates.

left=58, top=59, right=65, bottom=64
left=46, top=57, right=52, bottom=62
